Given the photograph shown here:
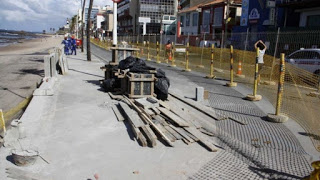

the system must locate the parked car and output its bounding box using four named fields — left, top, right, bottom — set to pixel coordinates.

left=285, top=48, right=320, bottom=75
